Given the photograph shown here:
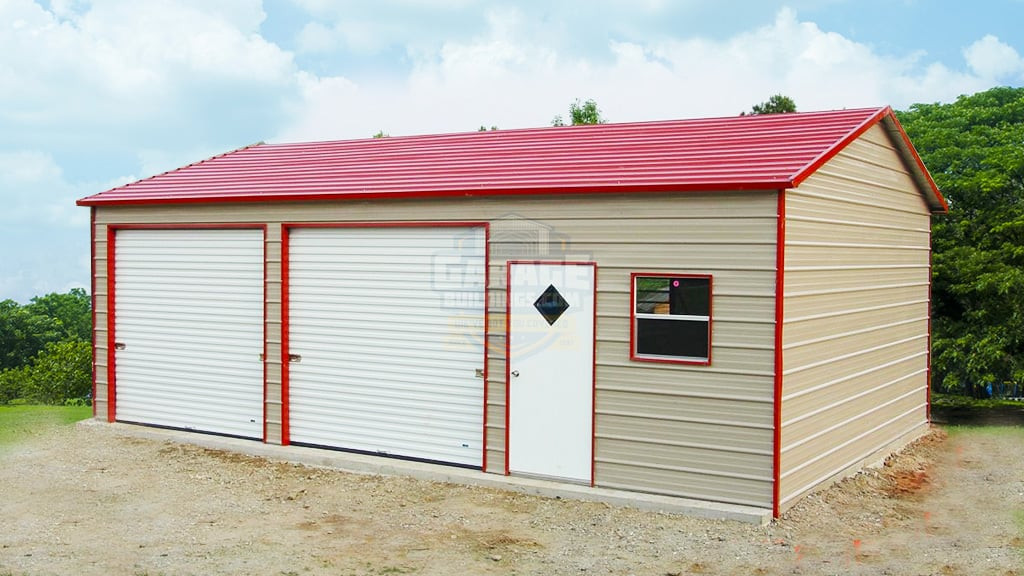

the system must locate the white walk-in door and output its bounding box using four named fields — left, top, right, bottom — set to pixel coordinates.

left=113, top=228, right=265, bottom=439
left=287, top=226, right=486, bottom=467
left=508, top=262, right=595, bottom=483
